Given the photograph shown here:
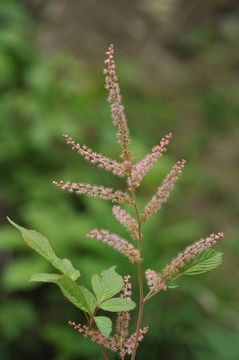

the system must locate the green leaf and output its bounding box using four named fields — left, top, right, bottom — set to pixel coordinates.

left=30, top=273, right=61, bottom=283
left=100, top=297, right=136, bottom=312
left=30, top=273, right=91, bottom=313
left=79, top=286, right=97, bottom=315
left=182, top=249, right=223, bottom=276
left=8, top=218, right=80, bottom=281
left=91, top=266, right=123, bottom=304
left=167, top=282, right=179, bottom=289
left=93, top=316, right=112, bottom=338
left=62, top=258, right=80, bottom=281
